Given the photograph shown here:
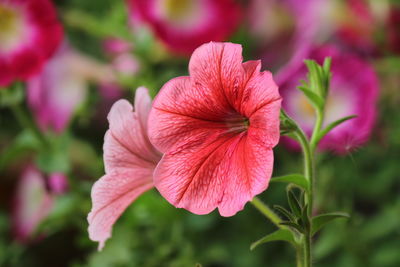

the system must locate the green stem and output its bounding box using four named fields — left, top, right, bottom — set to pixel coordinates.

left=296, top=245, right=304, bottom=267
left=294, top=129, right=314, bottom=213
left=303, top=233, right=312, bottom=267
left=10, top=104, right=49, bottom=147
left=294, top=126, right=314, bottom=267
left=251, top=197, right=281, bottom=228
